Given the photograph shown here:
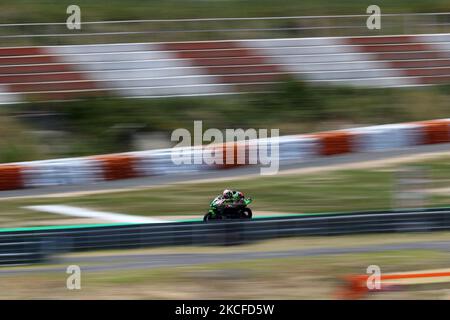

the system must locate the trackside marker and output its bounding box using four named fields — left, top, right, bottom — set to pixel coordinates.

left=24, top=205, right=171, bottom=224
left=338, top=267, right=450, bottom=299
